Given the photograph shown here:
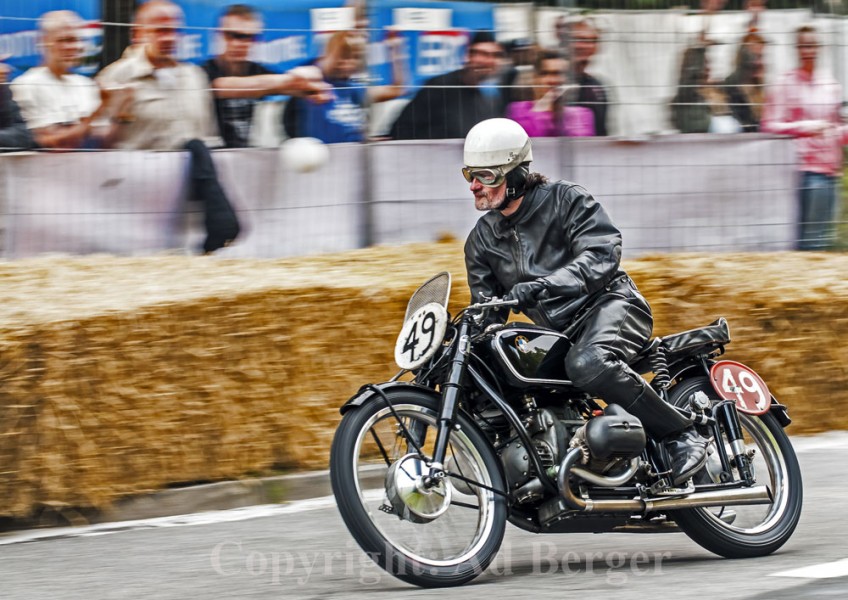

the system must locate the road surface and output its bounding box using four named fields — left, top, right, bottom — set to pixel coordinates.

left=1, top=432, right=846, bottom=599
